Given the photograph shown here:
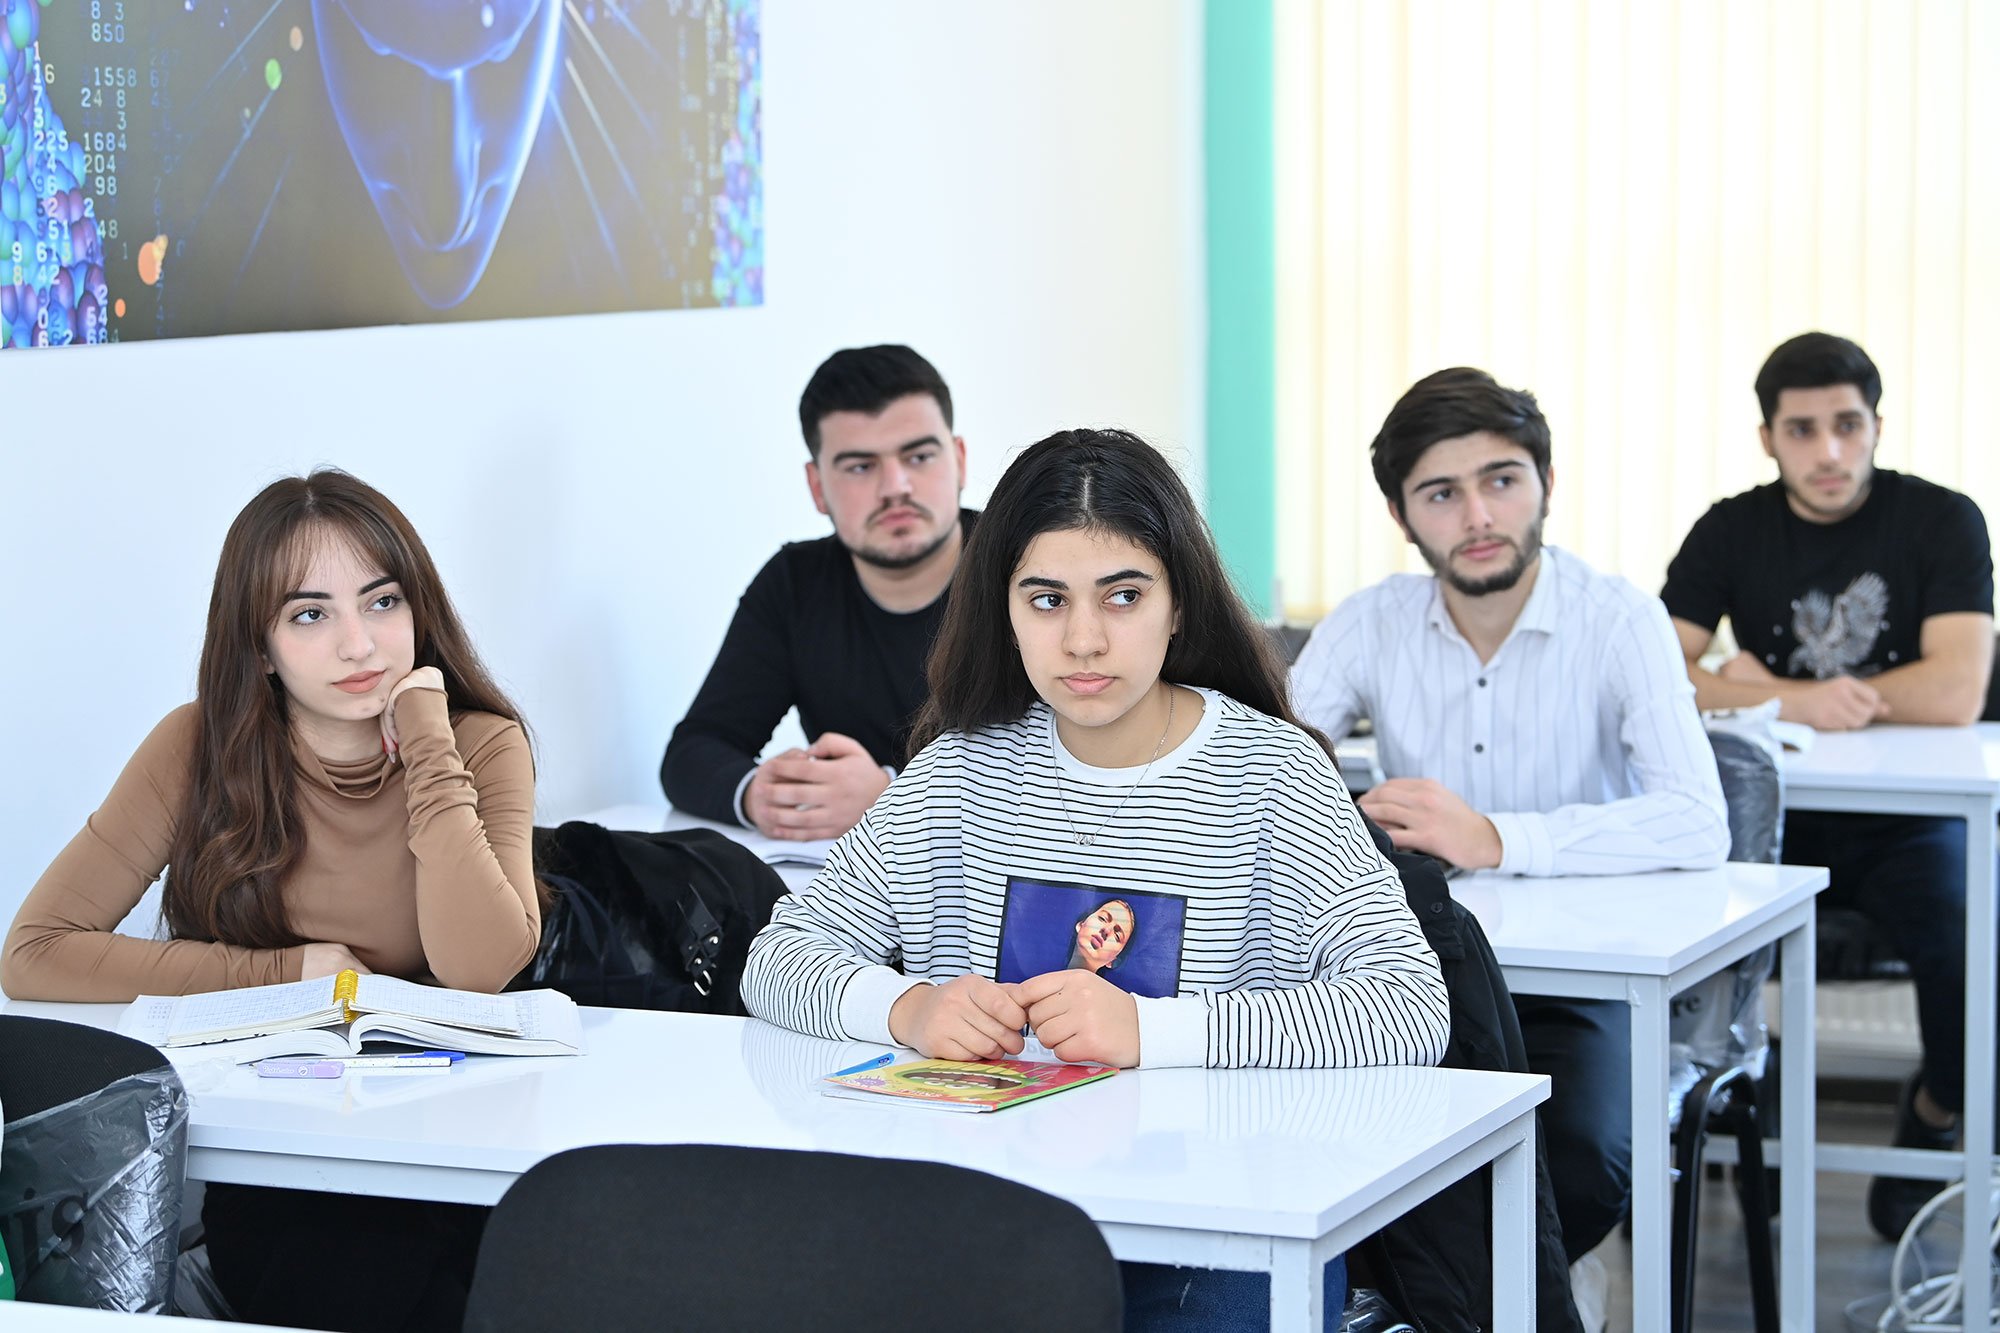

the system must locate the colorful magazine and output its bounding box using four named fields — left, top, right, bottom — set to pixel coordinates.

left=820, top=1054, right=1115, bottom=1113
